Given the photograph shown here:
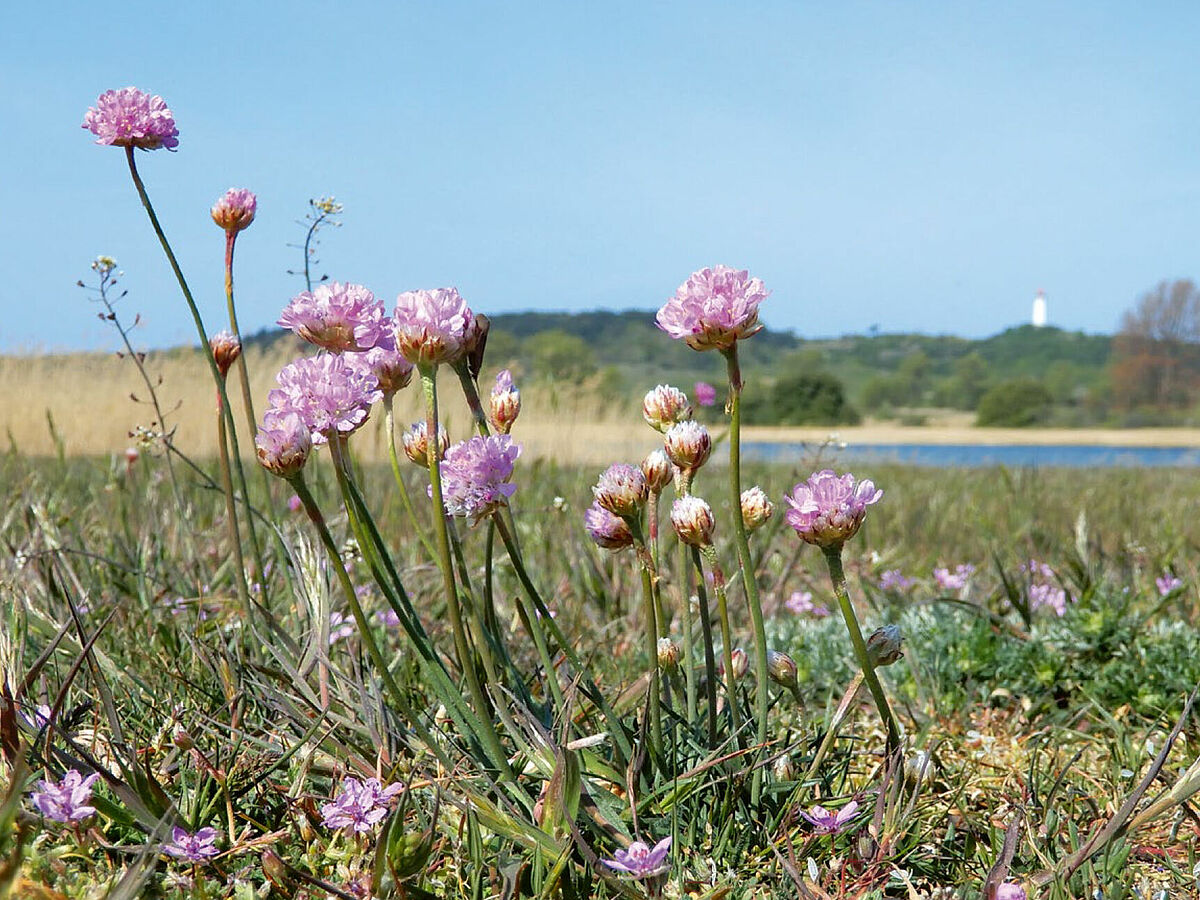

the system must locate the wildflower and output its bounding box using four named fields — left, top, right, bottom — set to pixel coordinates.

left=641, top=449, right=673, bottom=493
left=785, top=590, right=829, bottom=616
left=266, top=355, right=382, bottom=444
left=784, top=470, right=882, bottom=548
left=584, top=502, right=634, bottom=551
left=321, top=777, right=403, bottom=835
left=124, top=447, right=140, bottom=467
left=328, top=612, right=355, bottom=645
left=642, top=384, right=692, bottom=432
left=799, top=800, right=858, bottom=835
left=438, top=435, right=521, bottom=523
left=670, top=496, right=715, bottom=546
left=723, top=647, right=749, bottom=679
left=657, top=637, right=681, bottom=671
left=30, top=770, right=98, bottom=823
left=1157, top=572, right=1184, bottom=596
left=767, top=649, right=799, bottom=691
left=933, top=564, right=974, bottom=592
left=164, top=826, right=221, bottom=862
left=878, top=569, right=915, bottom=591
left=392, top=287, right=475, bottom=367
left=278, top=282, right=387, bottom=353
left=656, top=265, right=768, bottom=351
left=601, top=836, right=671, bottom=878
left=210, top=188, right=257, bottom=233
left=740, top=486, right=774, bottom=531
left=592, top=464, right=648, bottom=518
left=694, top=381, right=717, bottom=407
left=82, top=87, right=179, bottom=150
left=287, top=494, right=303, bottom=512
left=865, top=625, right=904, bottom=667
left=1029, top=582, right=1067, bottom=616
left=488, top=369, right=521, bottom=434
left=254, top=411, right=312, bottom=478
left=995, top=884, right=1027, bottom=900
left=663, top=420, right=712, bottom=471
left=376, top=609, right=401, bottom=627
left=402, top=420, right=449, bottom=465
left=209, top=330, right=241, bottom=378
